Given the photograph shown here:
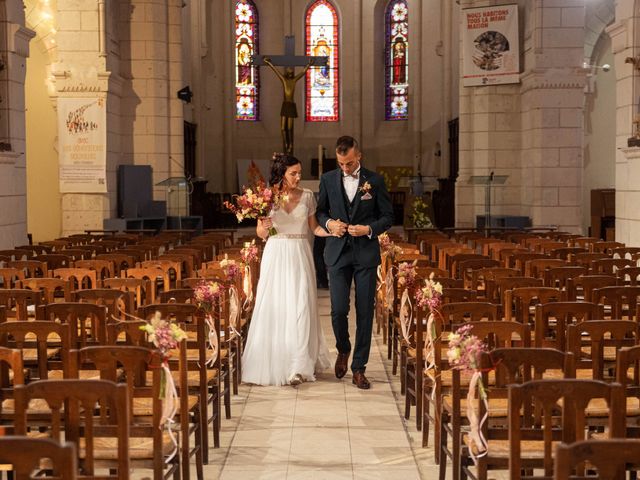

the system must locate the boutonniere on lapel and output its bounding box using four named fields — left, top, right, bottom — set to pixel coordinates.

left=359, top=181, right=373, bottom=200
